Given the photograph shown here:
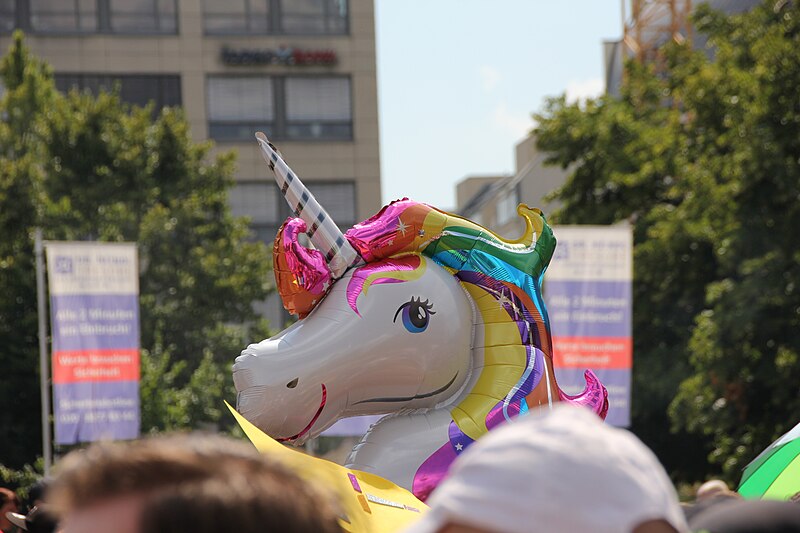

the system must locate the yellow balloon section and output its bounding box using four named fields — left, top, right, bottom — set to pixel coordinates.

left=227, top=402, right=428, bottom=533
